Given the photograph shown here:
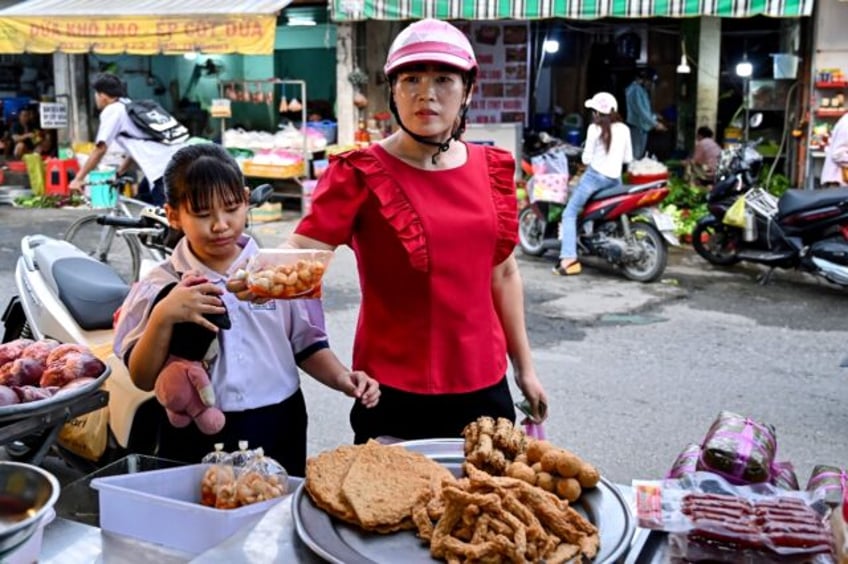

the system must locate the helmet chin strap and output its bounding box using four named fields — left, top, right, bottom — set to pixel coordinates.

left=389, top=94, right=471, bottom=165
